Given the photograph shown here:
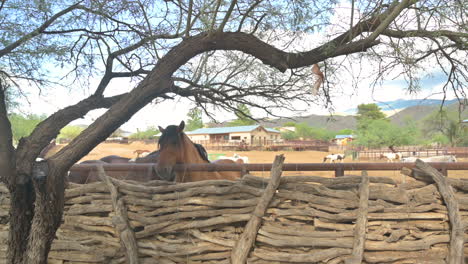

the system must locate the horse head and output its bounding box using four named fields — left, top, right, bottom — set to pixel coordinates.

left=155, top=121, right=186, bottom=181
